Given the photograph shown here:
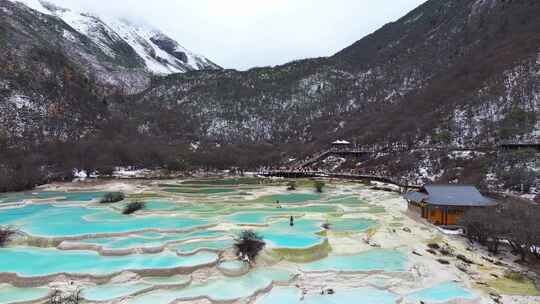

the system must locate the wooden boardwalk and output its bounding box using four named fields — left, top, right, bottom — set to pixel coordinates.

left=259, top=170, right=421, bottom=190
left=294, top=148, right=374, bottom=168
